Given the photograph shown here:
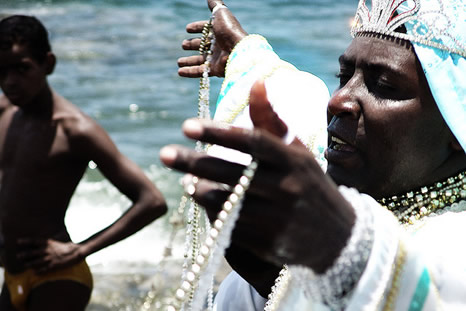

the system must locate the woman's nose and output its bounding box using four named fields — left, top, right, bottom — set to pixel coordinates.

left=327, top=78, right=362, bottom=120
